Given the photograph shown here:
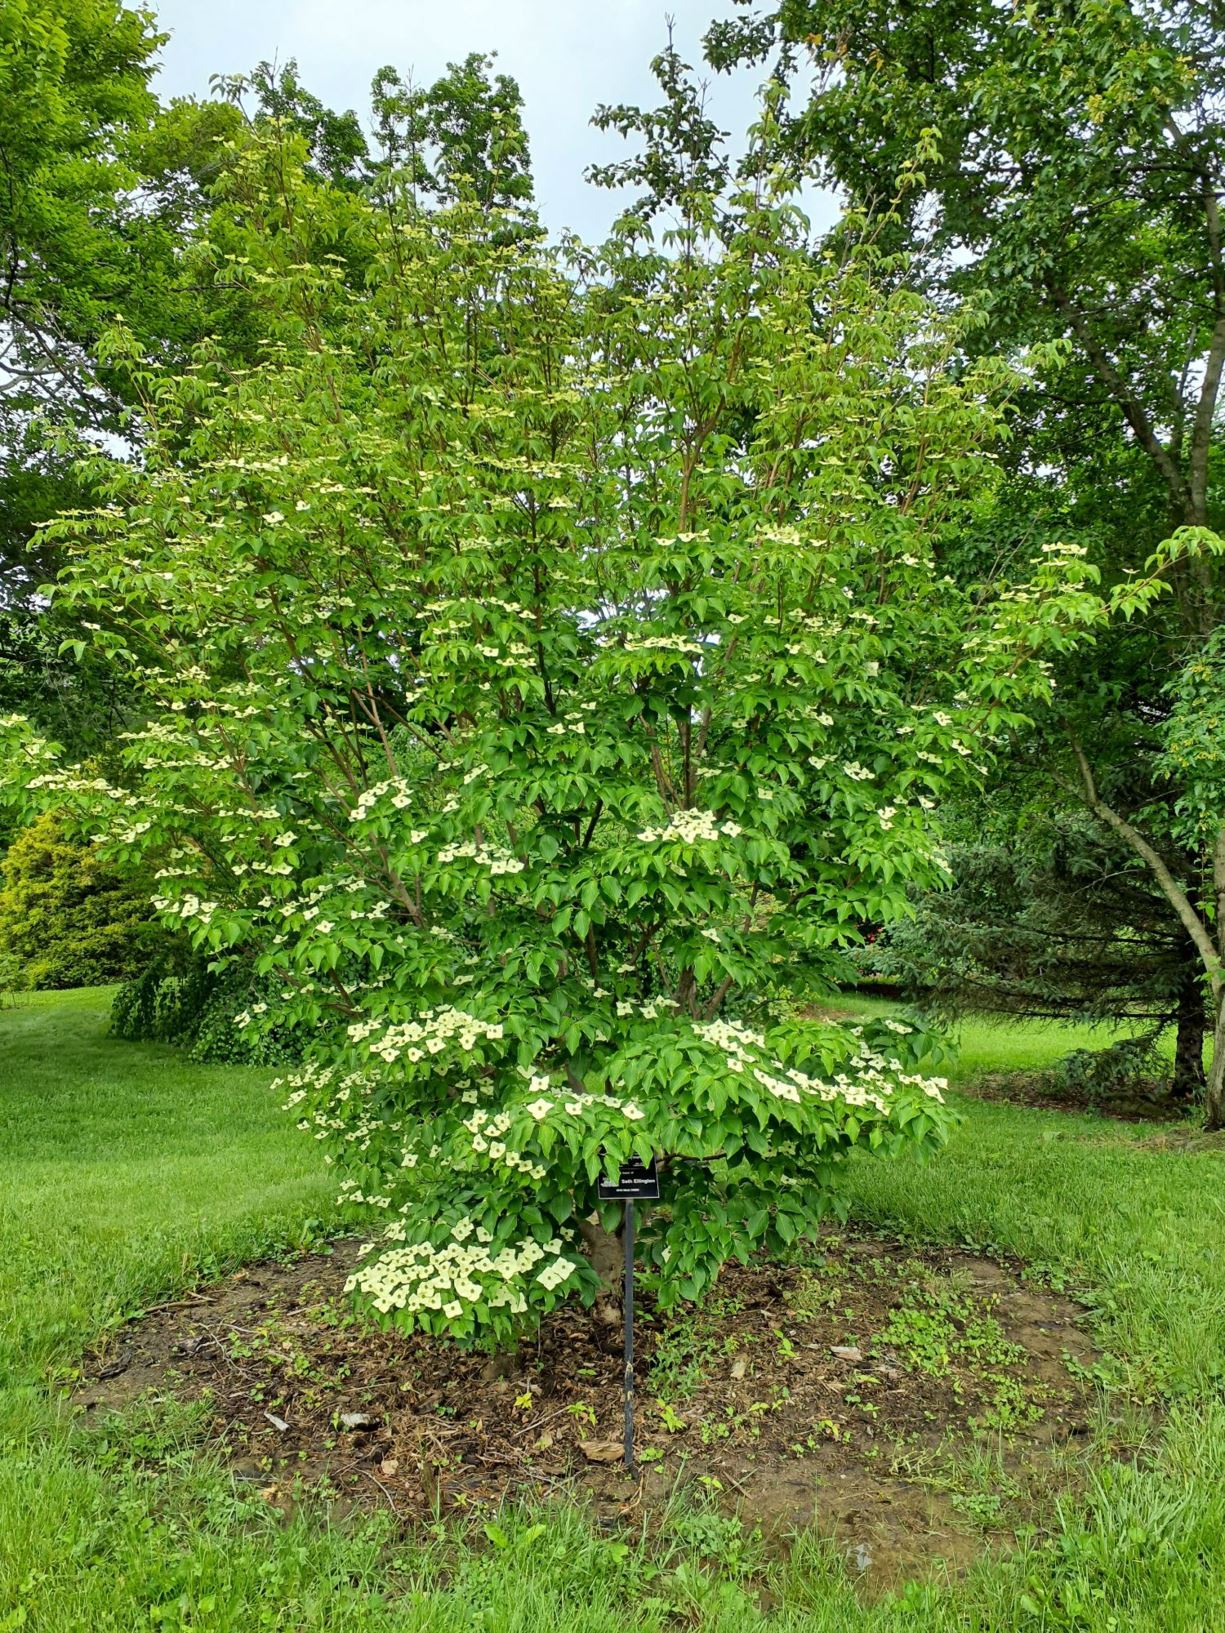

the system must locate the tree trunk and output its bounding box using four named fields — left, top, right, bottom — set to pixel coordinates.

left=578, top=1214, right=623, bottom=1326
left=1205, top=1003, right=1225, bottom=1132
left=1172, top=964, right=1208, bottom=1102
